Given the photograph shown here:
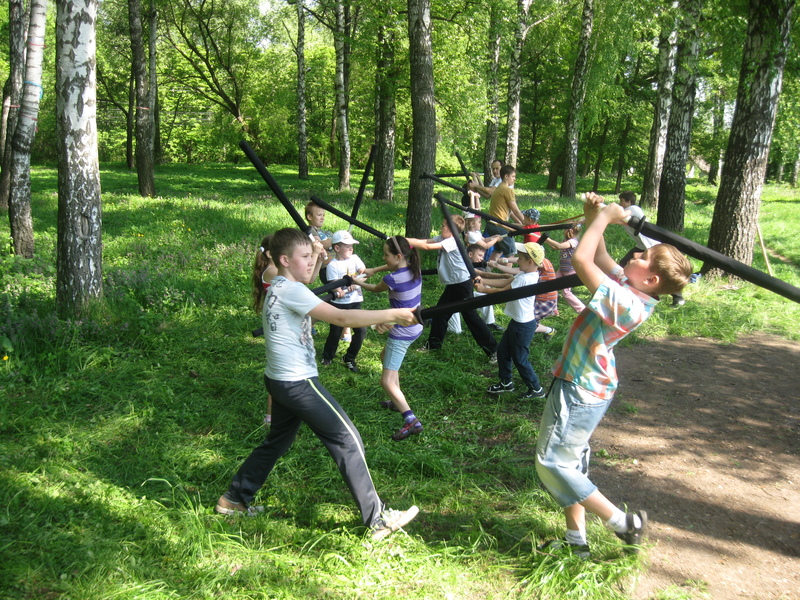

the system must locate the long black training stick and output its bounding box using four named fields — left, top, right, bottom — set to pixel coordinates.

left=309, top=195, right=389, bottom=241
left=349, top=144, right=376, bottom=233
left=412, top=274, right=584, bottom=323
left=628, top=215, right=800, bottom=304
left=240, top=140, right=311, bottom=234
left=436, top=193, right=477, bottom=281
